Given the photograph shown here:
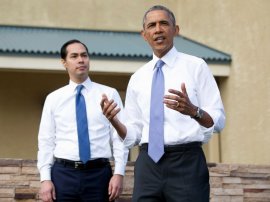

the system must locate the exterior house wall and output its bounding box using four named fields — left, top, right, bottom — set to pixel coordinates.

left=0, top=0, right=269, bottom=164
left=176, top=0, right=270, bottom=165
